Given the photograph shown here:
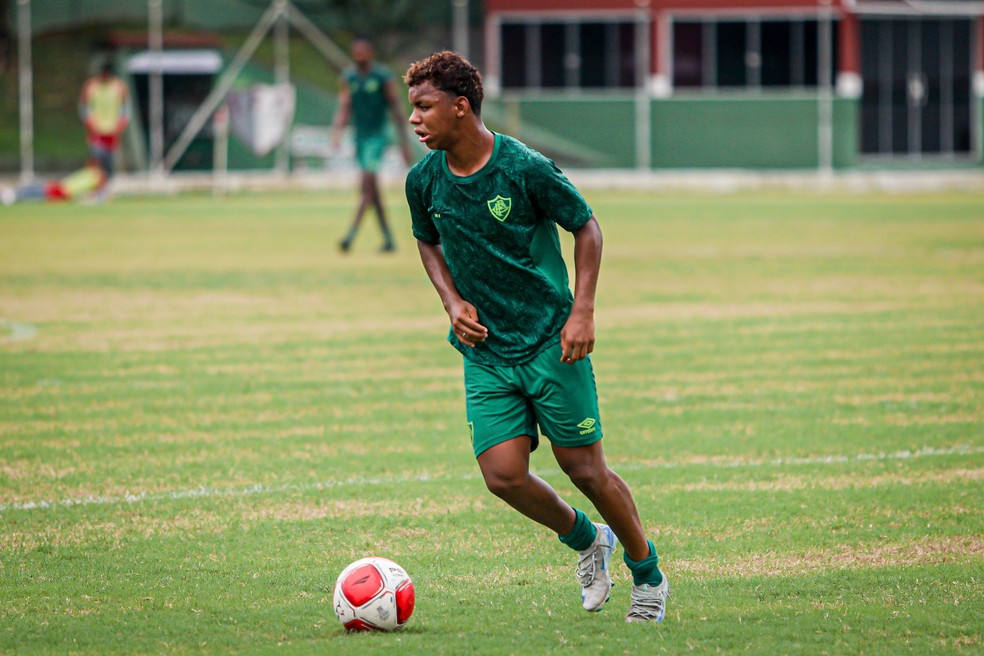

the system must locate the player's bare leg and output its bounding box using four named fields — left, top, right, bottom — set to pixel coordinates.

left=553, top=441, right=668, bottom=621
left=551, top=441, right=649, bottom=561
left=365, top=172, right=395, bottom=251
left=478, top=437, right=617, bottom=611
left=476, top=436, right=576, bottom=534
left=339, top=172, right=374, bottom=252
